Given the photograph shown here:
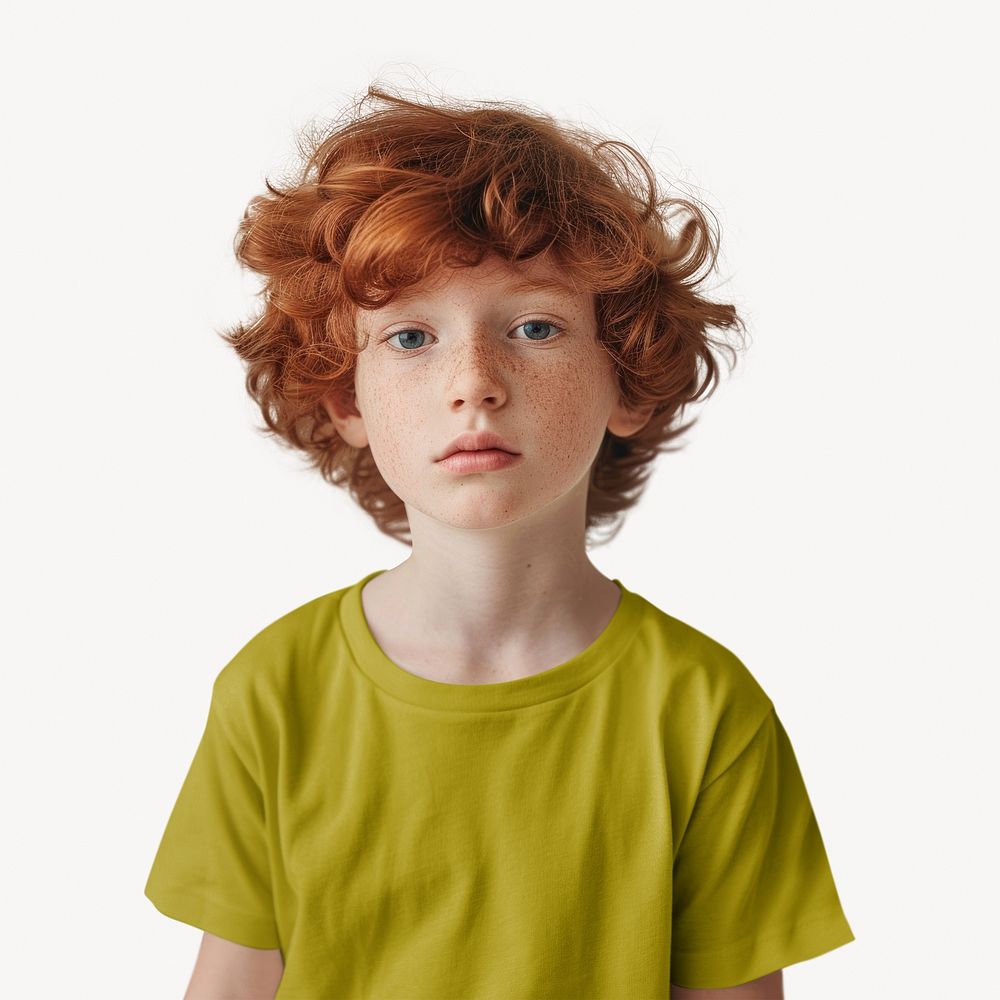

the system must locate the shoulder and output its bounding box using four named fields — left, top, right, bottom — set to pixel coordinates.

left=210, top=582, right=353, bottom=721
left=630, top=589, right=775, bottom=783
left=634, top=591, right=772, bottom=717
